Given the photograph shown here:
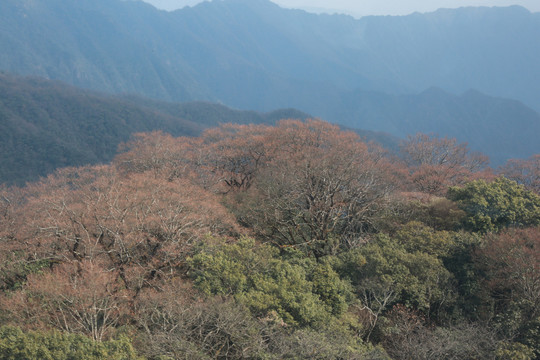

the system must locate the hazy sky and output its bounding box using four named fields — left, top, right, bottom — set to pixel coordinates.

left=142, top=0, right=540, bottom=16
